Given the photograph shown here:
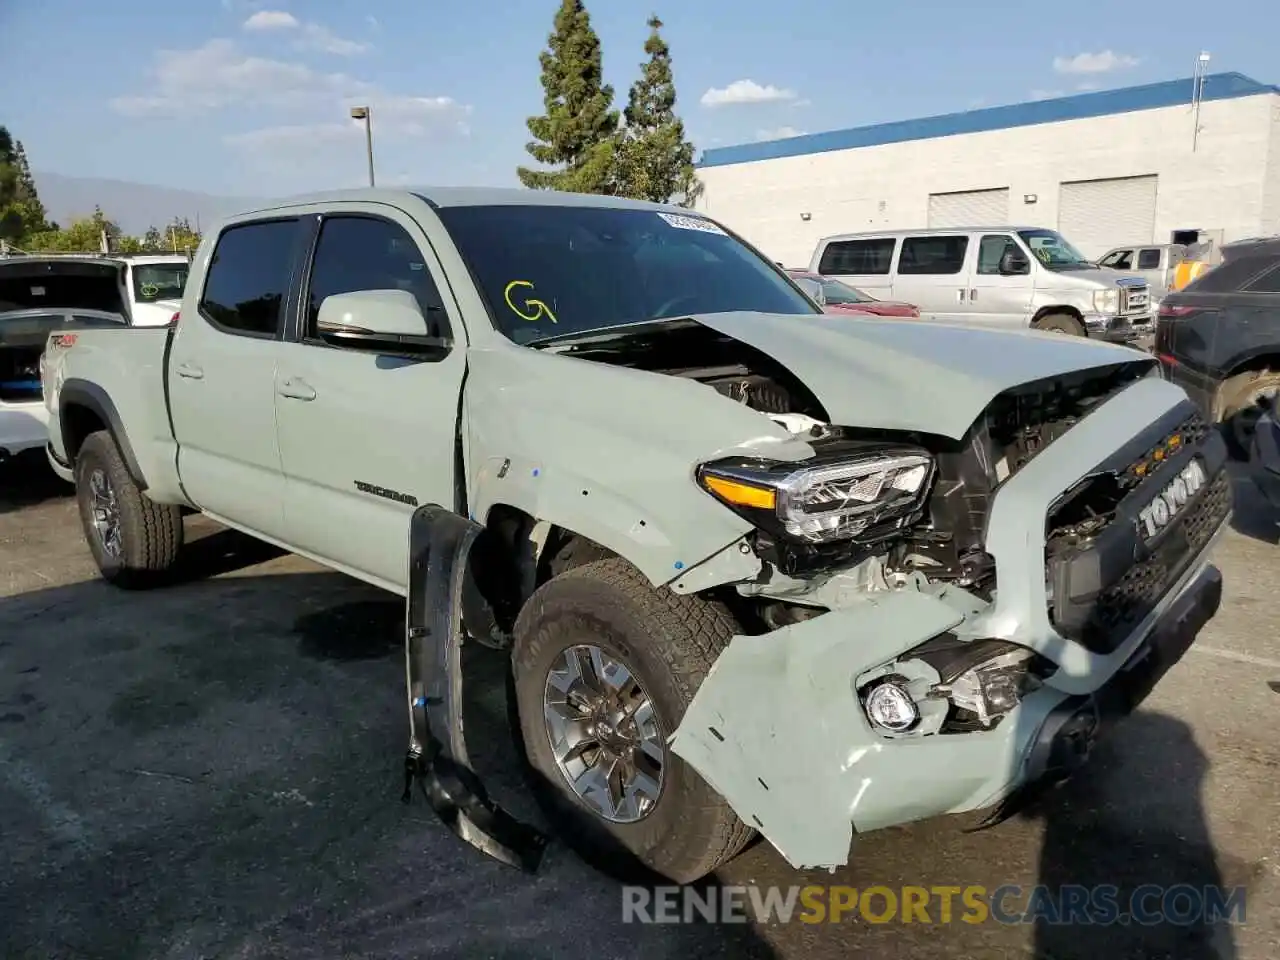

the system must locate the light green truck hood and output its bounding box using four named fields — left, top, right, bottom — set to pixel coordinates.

left=692, top=311, right=1153, bottom=439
